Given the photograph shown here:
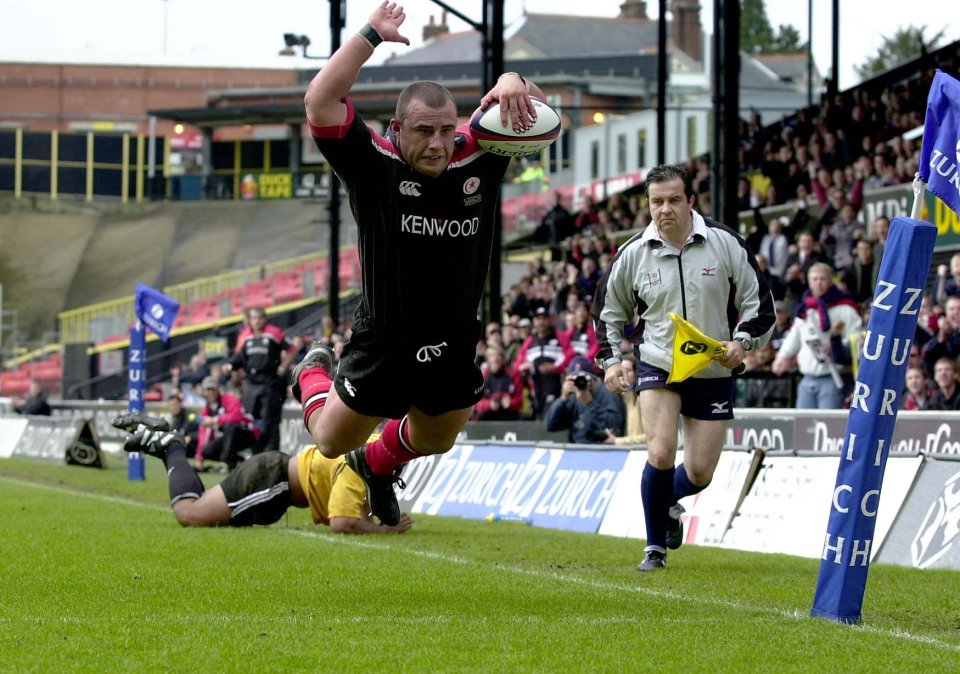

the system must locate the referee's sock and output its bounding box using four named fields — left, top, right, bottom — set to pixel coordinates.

left=364, top=416, right=423, bottom=476
left=641, top=462, right=675, bottom=550
left=673, top=462, right=709, bottom=503
left=164, top=440, right=205, bottom=505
